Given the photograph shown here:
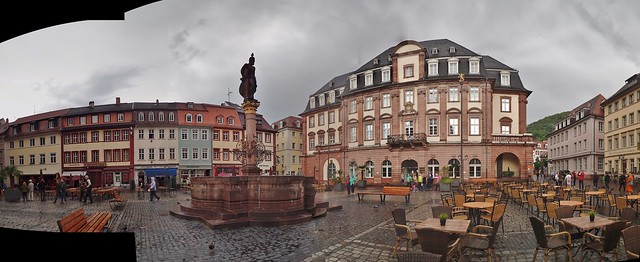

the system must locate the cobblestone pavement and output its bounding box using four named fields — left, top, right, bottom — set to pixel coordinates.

left=0, top=187, right=631, bottom=261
